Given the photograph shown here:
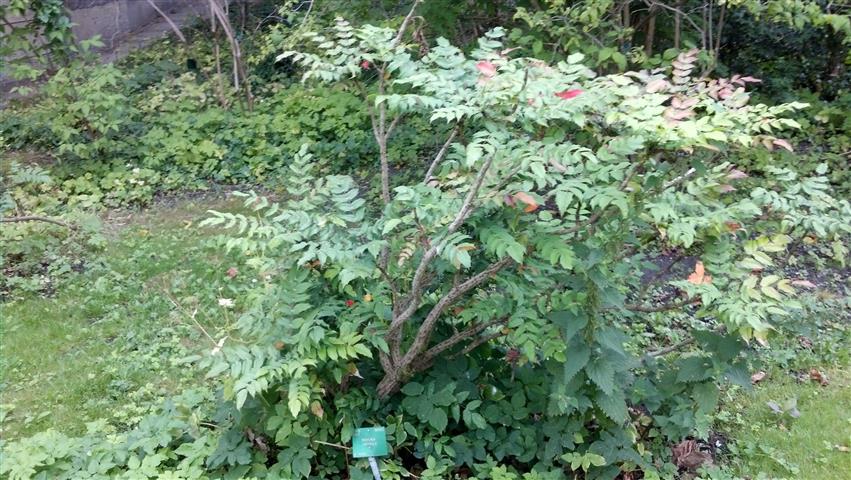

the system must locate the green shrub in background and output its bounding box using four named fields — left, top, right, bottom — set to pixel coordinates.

left=3, top=10, right=851, bottom=479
